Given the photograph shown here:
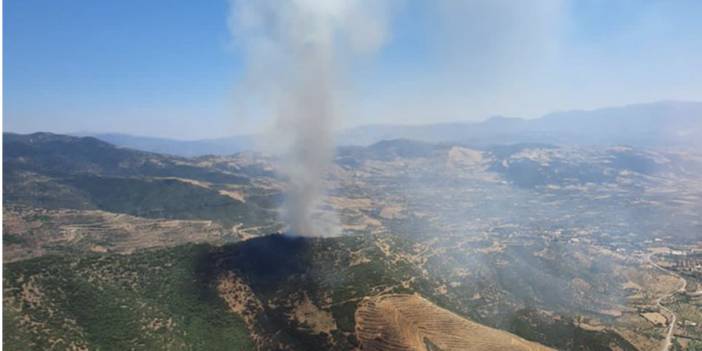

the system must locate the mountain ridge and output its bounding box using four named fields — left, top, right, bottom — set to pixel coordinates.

left=6, top=100, right=702, bottom=156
